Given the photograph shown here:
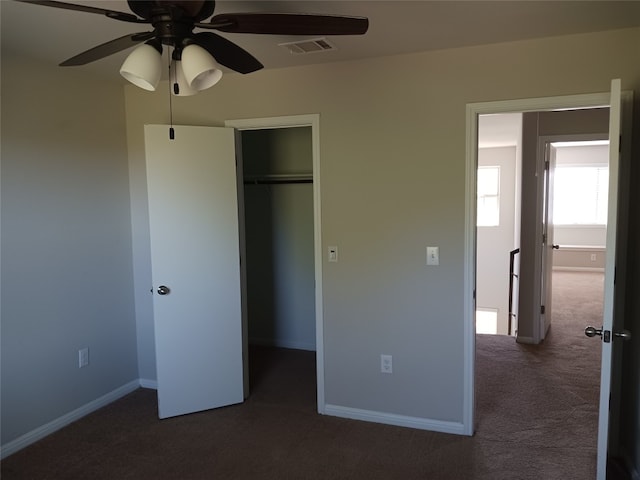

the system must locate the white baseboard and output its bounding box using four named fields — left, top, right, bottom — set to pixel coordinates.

left=249, top=337, right=316, bottom=352
left=323, top=404, right=466, bottom=435
left=139, top=378, right=158, bottom=390
left=552, top=266, right=605, bottom=273
left=1, top=379, right=144, bottom=460
left=516, top=336, right=538, bottom=345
